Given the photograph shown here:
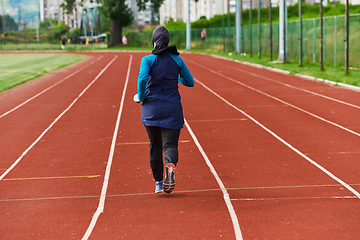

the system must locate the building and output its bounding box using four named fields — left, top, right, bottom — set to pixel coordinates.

left=40, top=0, right=62, bottom=22
left=125, top=0, right=157, bottom=27
left=159, top=0, right=301, bottom=25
